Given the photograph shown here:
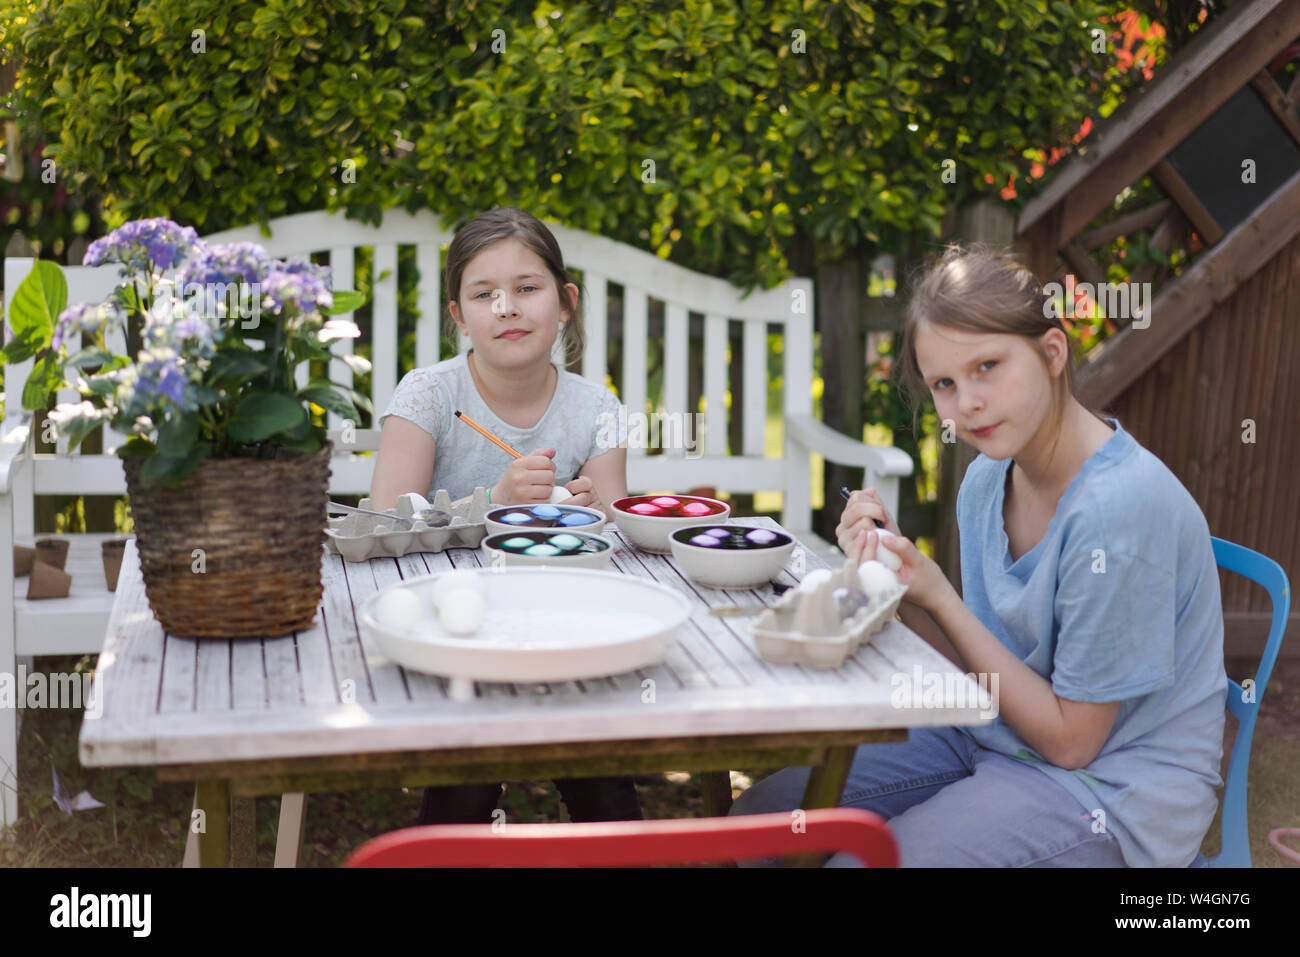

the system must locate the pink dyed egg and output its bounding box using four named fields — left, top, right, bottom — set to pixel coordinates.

left=680, top=502, right=712, bottom=516
left=629, top=503, right=661, bottom=515
left=651, top=496, right=680, bottom=508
